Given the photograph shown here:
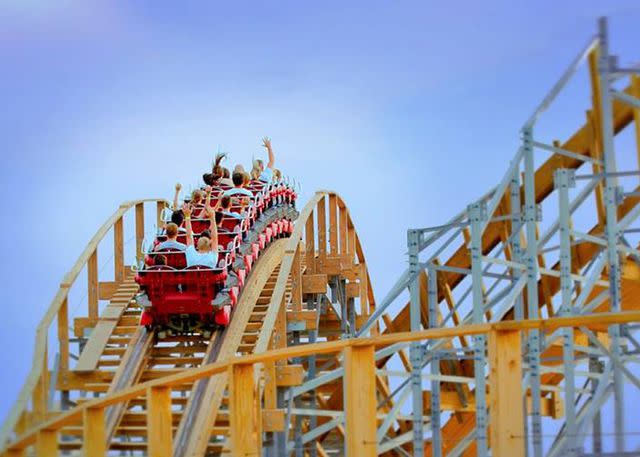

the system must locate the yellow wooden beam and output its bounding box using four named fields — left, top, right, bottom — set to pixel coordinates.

left=135, top=202, right=145, bottom=261
left=35, top=429, right=57, bottom=456
left=83, top=406, right=105, bottom=457
left=302, top=274, right=328, bottom=294
left=87, top=250, right=99, bottom=322
left=489, top=329, right=525, bottom=457
left=262, top=409, right=285, bottom=432
left=344, top=345, right=376, bottom=457
left=147, top=386, right=172, bottom=457
left=276, top=364, right=305, bottom=387
left=113, top=217, right=124, bottom=283
left=229, top=363, right=261, bottom=457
